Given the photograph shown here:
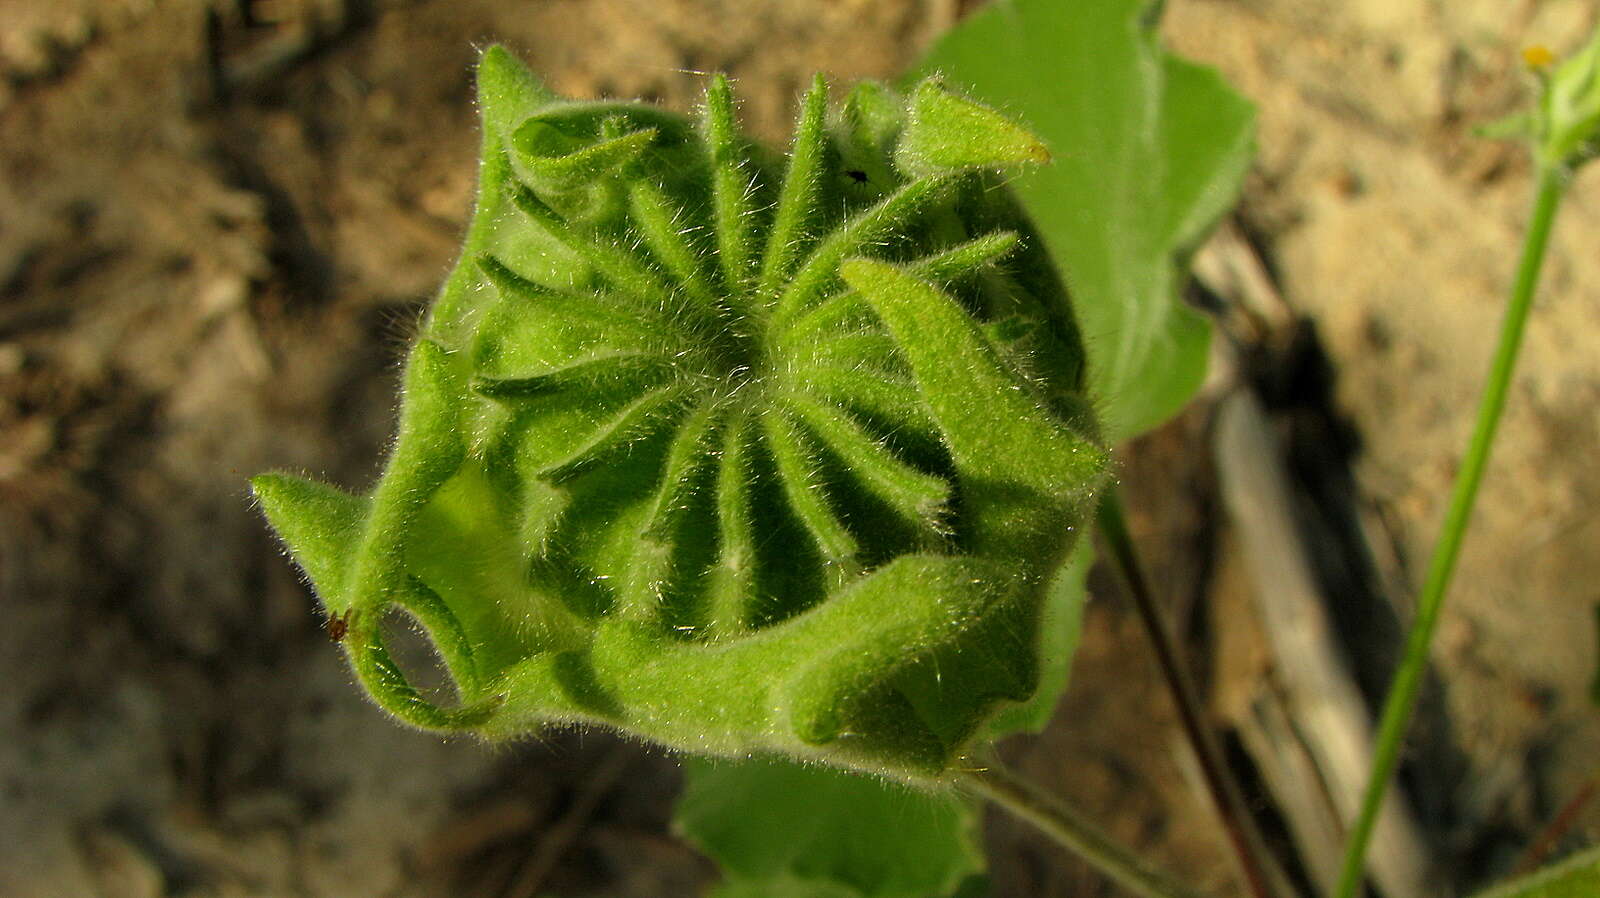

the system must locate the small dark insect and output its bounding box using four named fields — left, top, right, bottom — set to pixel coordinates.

left=844, top=168, right=869, bottom=184
left=325, top=608, right=355, bottom=642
